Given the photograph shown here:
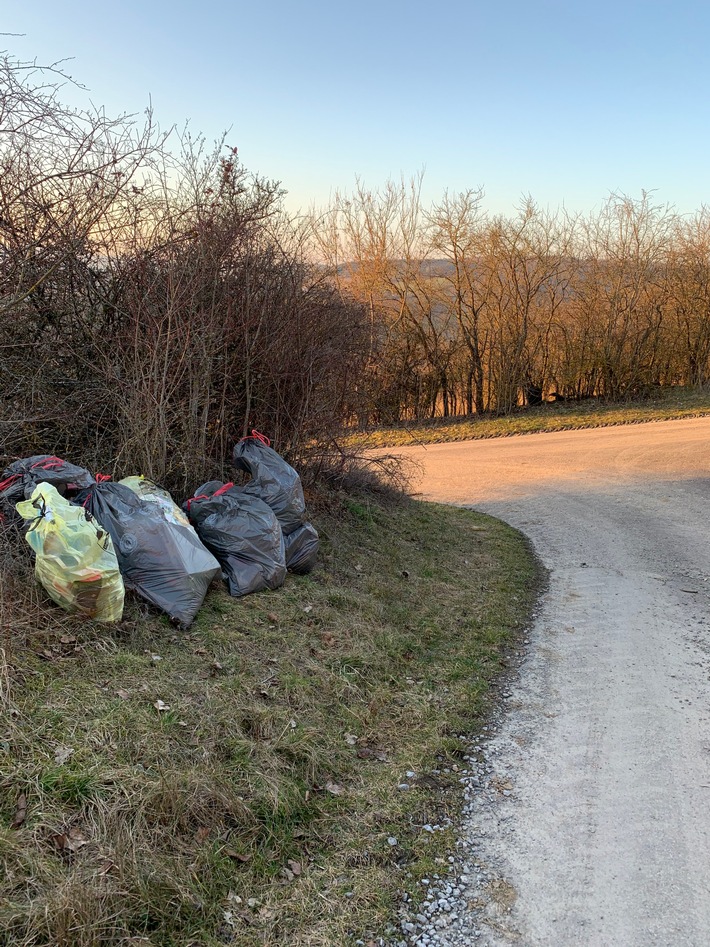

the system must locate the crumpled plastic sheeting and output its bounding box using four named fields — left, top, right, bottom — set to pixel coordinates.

left=119, top=475, right=192, bottom=528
